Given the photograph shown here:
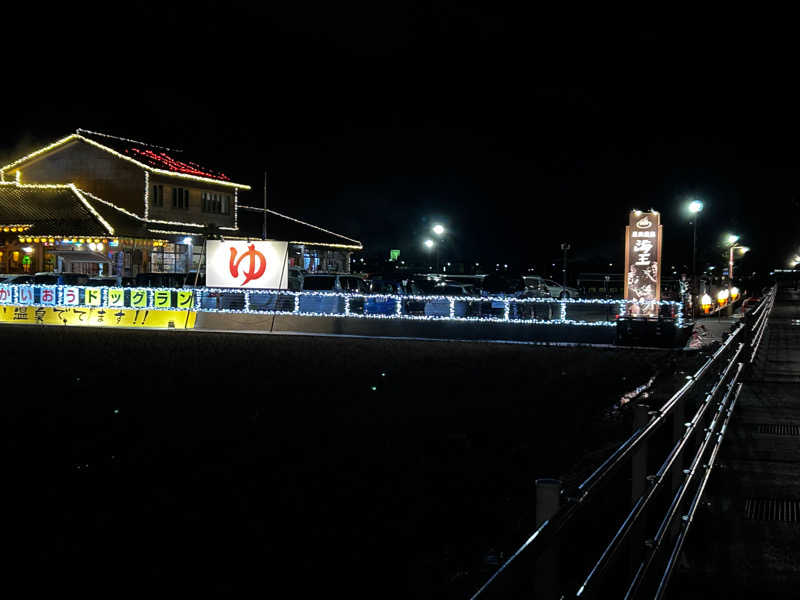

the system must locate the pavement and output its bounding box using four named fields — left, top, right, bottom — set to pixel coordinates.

left=690, top=306, right=744, bottom=348
left=671, top=288, right=800, bottom=598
